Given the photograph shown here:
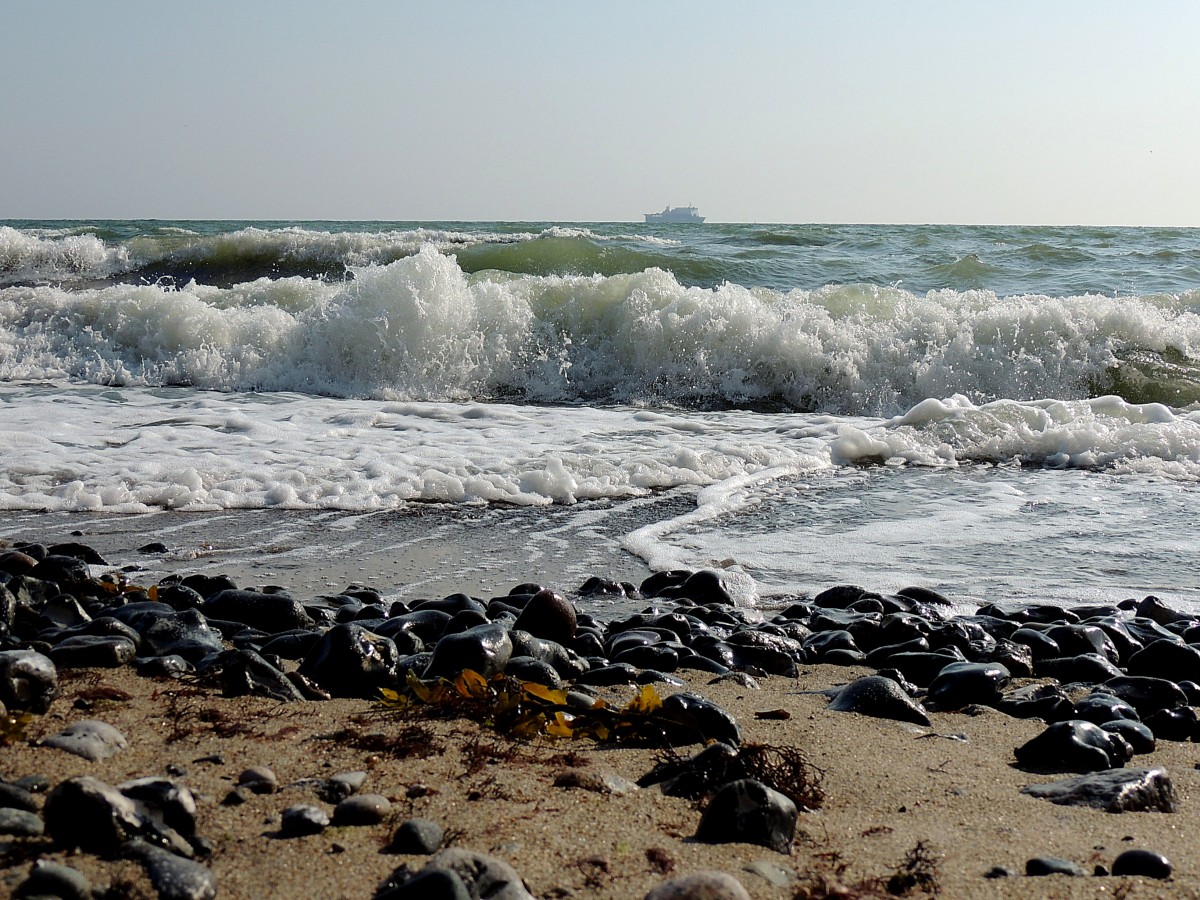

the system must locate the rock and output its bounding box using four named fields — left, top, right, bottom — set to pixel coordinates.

left=511, top=589, right=577, bottom=645
left=298, top=623, right=400, bottom=698
left=138, top=608, right=226, bottom=661
left=43, top=776, right=143, bottom=853
left=1021, top=767, right=1178, bottom=813
left=925, top=661, right=1010, bottom=710
left=1102, top=675, right=1189, bottom=716
left=1014, top=720, right=1132, bottom=773
left=660, top=692, right=742, bottom=746
left=423, top=622, right=513, bottom=681
left=217, top=648, right=306, bottom=702
left=202, top=588, right=313, bottom=632
left=123, top=838, right=218, bottom=900
left=417, top=847, right=534, bottom=900
left=332, top=792, right=391, bottom=825
left=0, top=649, right=58, bottom=713
left=0, top=781, right=40, bottom=812
left=1127, top=639, right=1200, bottom=682
left=694, top=779, right=796, bottom=854
left=318, top=770, right=368, bottom=803
left=1072, top=693, right=1138, bottom=725
left=644, top=870, right=751, bottom=899
left=1111, top=849, right=1172, bottom=879
left=14, top=860, right=92, bottom=900
left=48, top=634, right=138, bottom=668
left=0, top=807, right=44, bottom=836
left=1142, top=706, right=1199, bottom=741
left=387, top=817, right=445, bottom=854
left=377, top=868, right=472, bottom=900
left=280, top=804, right=330, bottom=837
left=1037, top=653, right=1124, bottom=684
left=43, top=719, right=128, bottom=761
left=237, top=766, right=278, bottom=795
left=825, top=675, right=931, bottom=726
left=118, top=777, right=198, bottom=841
left=1025, top=856, right=1086, bottom=876
left=1100, top=719, right=1156, bottom=755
